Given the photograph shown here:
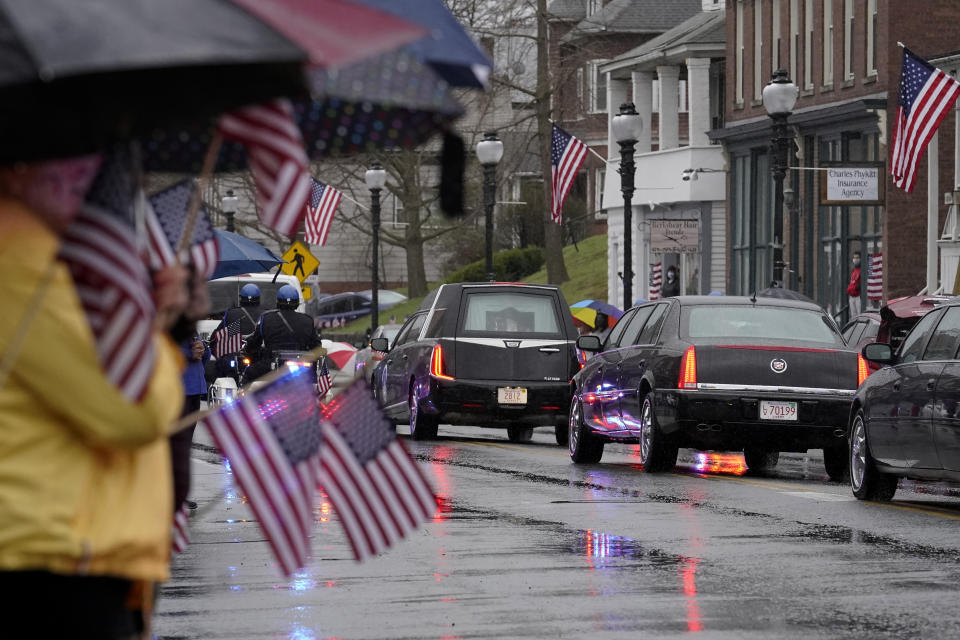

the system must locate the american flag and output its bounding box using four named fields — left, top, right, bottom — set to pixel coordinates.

left=212, top=318, right=246, bottom=359
left=202, top=366, right=322, bottom=576
left=171, top=503, right=191, bottom=554
left=890, top=47, right=960, bottom=193
left=305, top=178, right=342, bottom=246
left=867, top=253, right=884, bottom=301
left=550, top=124, right=588, bottom=225
left=648, top=262, right=663, bottom=300
left=317, top=358, right=332, bottom=398
left=58, top=150, right=156, bottom=402
left=318, top=382, right=436, bottom=562
left=218, top=99, right=312, bottom=237
left=146, top=179, right=220, bottom=280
